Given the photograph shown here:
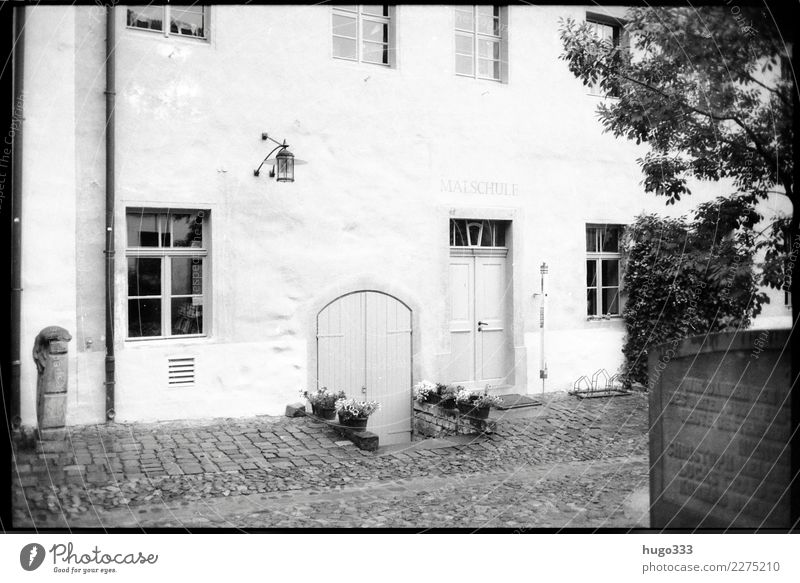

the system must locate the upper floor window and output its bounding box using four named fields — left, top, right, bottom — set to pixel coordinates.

left=586, top=13, right=624, bottom=96
left=450, top=219, right=506, bottom=247
left=127, top=5, right=208, bottom=40
left=126, top=209, right=209, bottom=340
left=332, top=5, right=395, bottom=66
left=455, top=6, right=508, bottom=82
left=586, top=224, right=623, bottom=317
